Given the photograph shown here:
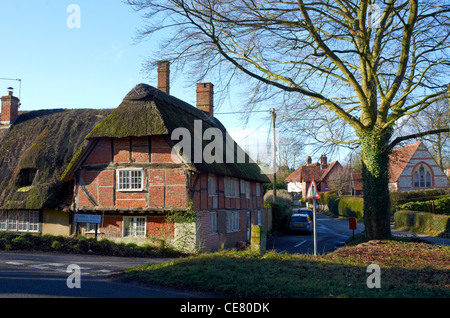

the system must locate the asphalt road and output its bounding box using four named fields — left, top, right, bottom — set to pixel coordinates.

left=267, top=212, right=365, bottom=254
left=0, top=252, right=213, bottom=298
